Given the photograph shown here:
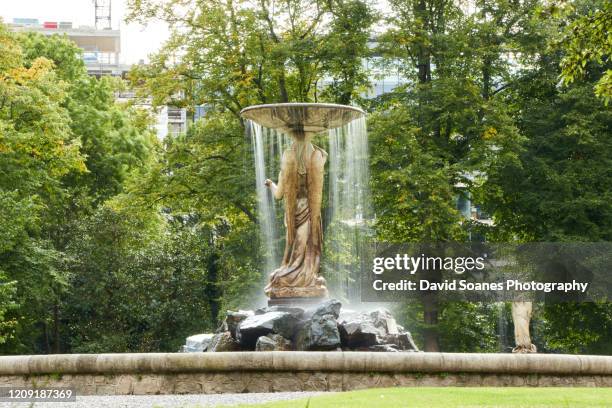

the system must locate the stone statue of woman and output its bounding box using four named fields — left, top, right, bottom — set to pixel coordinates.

left=264, top=130, right=329, bottom=299
left=512, top=301, right=537, bottom=353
